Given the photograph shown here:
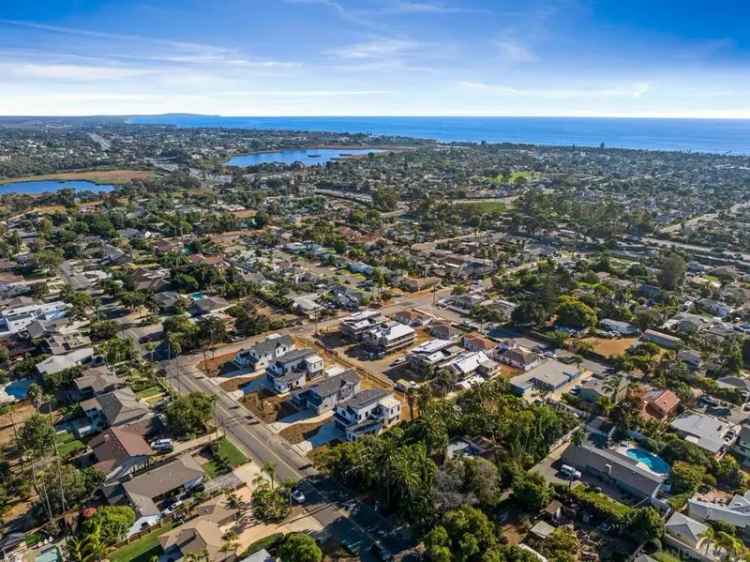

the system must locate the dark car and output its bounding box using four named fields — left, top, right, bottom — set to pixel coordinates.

left=371, top=541, right=394, bottom=562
